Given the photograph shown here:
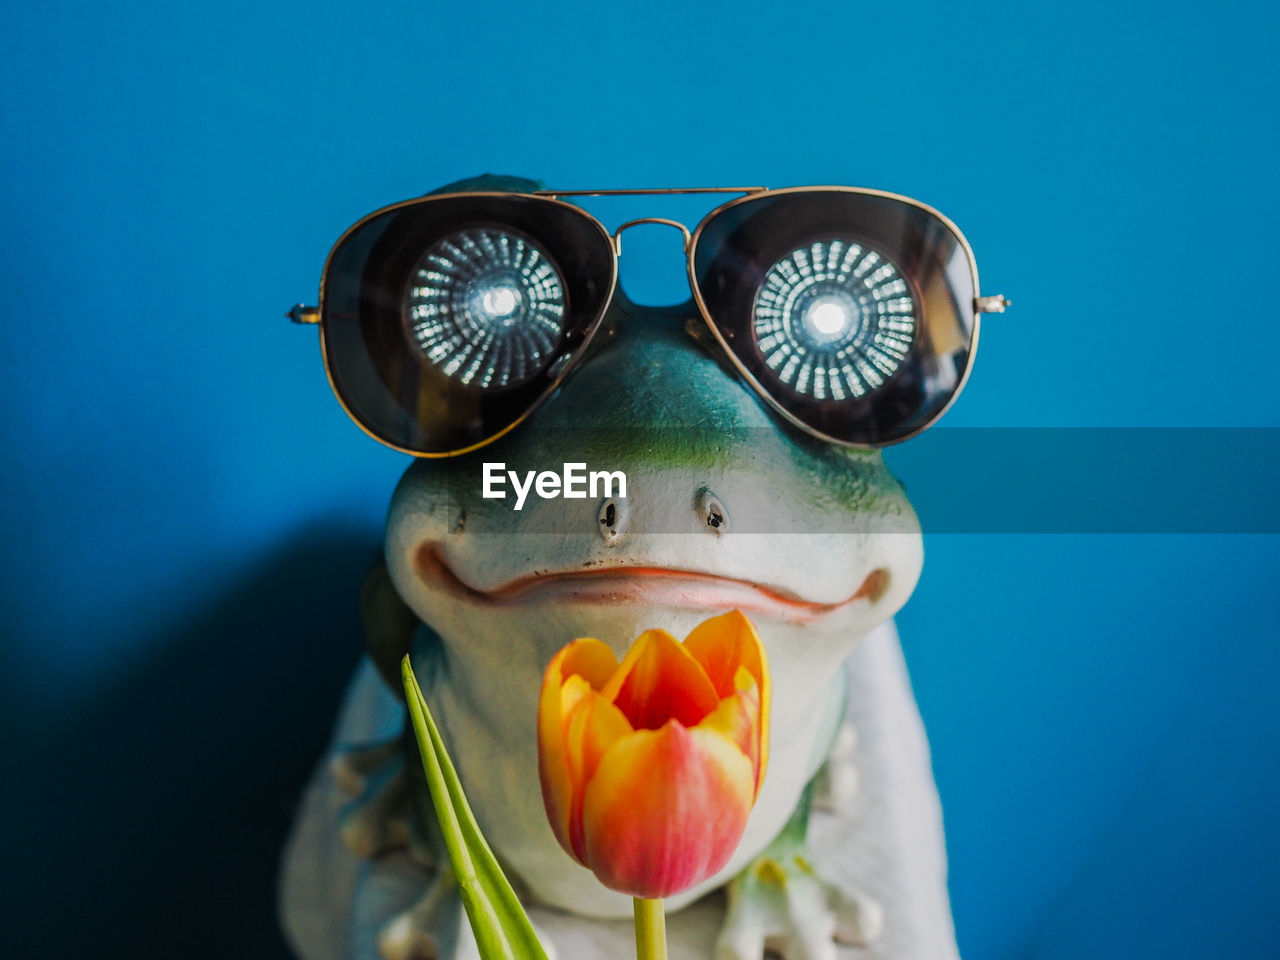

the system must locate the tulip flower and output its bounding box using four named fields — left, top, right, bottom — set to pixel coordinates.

left=537, top=610, right=770, bottom=900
